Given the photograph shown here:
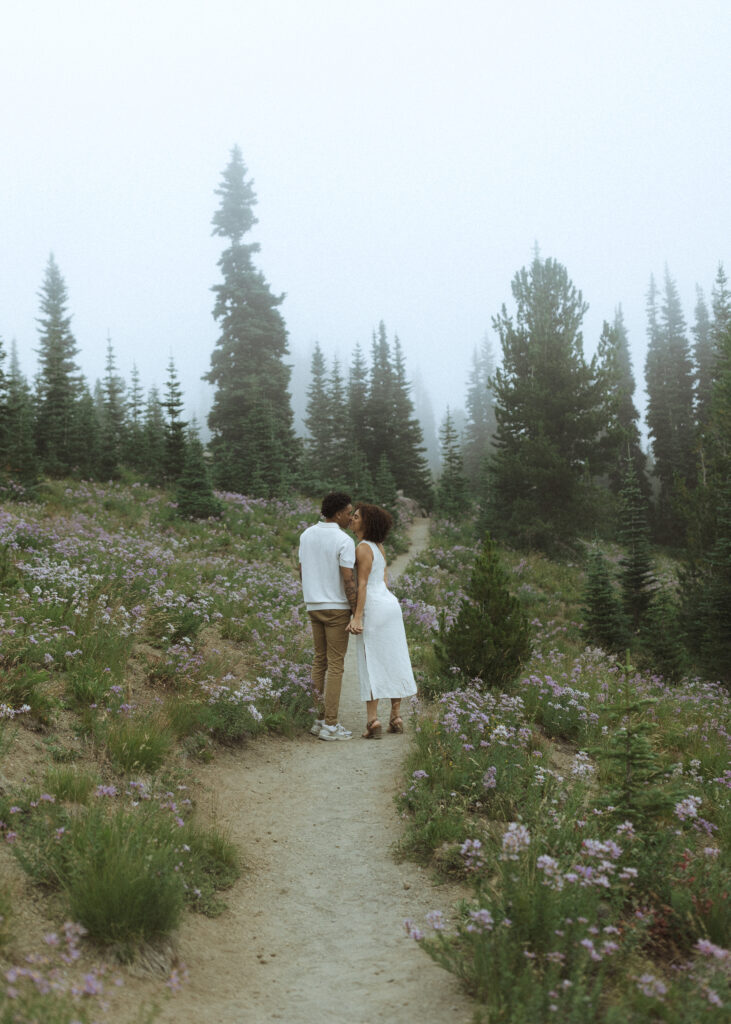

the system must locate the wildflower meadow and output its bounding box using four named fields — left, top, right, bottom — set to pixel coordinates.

left=0, top=479, right=323, bottom=1021
left=395, top=519, right=729, bottom=1022
left=0, top=485, right=728, bottom=1023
